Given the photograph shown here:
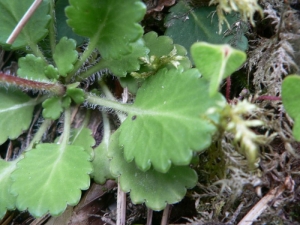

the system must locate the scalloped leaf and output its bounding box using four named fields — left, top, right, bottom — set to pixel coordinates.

left=0, top=87, right=35, bottom=144
left=119, top=68, right=224, bottom=173
left=0, top=159, right=18, bottom=219
left=105, top=39, right=149, bottom=77
left=66, top=87, right=85, bottom=104
left=0, top=0, right=50, bottom=49
left=191, top=42, right=246, bottom=96
left=65, top=0, right=146, bottom=59
left=109, top=130, right=197, bottom=211
left=44, top=65, right=59, bottom=80
left=53, top=37, right=78, bottom=76
left=165, top=3, right=248, bottom=56
left=10, top=143, right=92, bottom=217
left=42, top=97, right=64, bottom=120
left=17, top=54, right=49, bottom=81
left=70, top=128, right=95, bottom=157
left=282, top=75, right=300, bottom=141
